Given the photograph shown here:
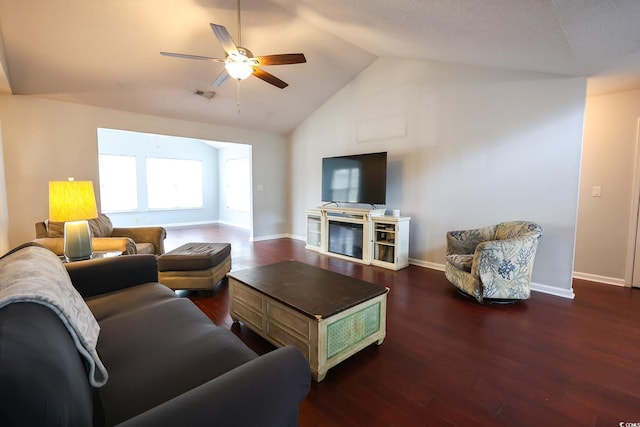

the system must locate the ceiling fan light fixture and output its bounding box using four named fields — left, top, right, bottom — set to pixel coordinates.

left=225, top=54, right=253, bottom=80
left=161, top=9, right=306, bottom=91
